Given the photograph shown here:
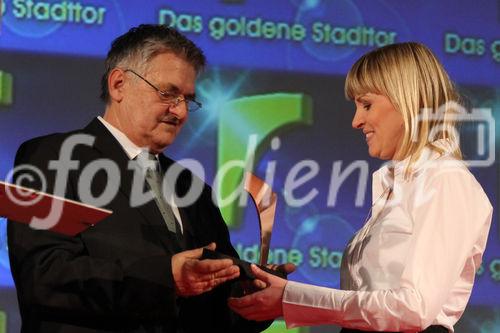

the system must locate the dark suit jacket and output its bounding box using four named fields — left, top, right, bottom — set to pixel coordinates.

left=8, top=118, right=269, bottom=332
